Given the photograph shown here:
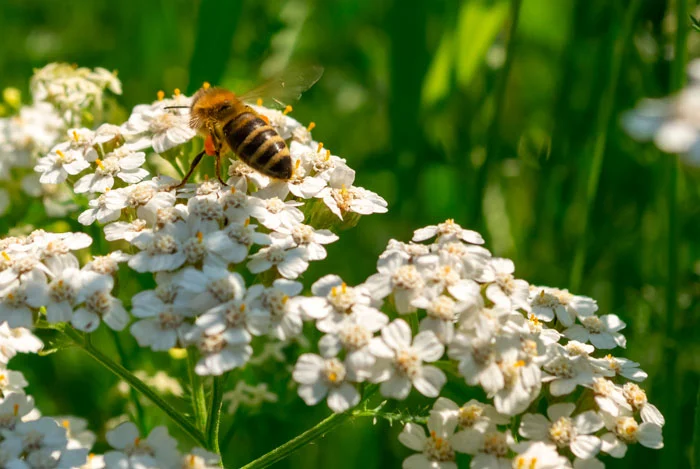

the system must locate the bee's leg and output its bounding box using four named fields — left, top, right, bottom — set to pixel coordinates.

left=211, top=135, right=228, bottom=186
left=214, top=151, right=228, bottom=186
left=167, top=150, right=206, bottom=190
